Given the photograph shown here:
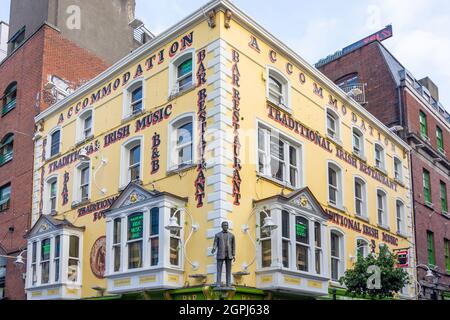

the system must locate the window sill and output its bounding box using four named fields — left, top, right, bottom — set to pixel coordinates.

left=1, top=106, right=15, bottom=118
left=442, top=212, right=450, bottom=220
left=374, top=166, right=387, bottom=176
left=47, top=152, right=62, bottom=162
left=327, top=134, right=343, bottom=147
left=168, top=85, right=196, bottom=102
left=352, top=152, right=367, bottom=162
left=354, top=214, right=370, bottom=223
left=394, top=178, right=405, bottom=187
left=266, top=99, right=292, bottom=114
left=424, top=202, right=434, bottom=210
left=167, top=164, right=197, bottom=177
left=122, top=110, right=145, bottom=123
left=378, top=224, right=390, bottom=232
left=256, top=173, right=297, bottom=191
left=75, top=135, right=95, bottom=148
left=71, top=199, right=91, bottom=209
left=328, top=203, right=346, bottom=213
left=396, top=231, right=408, bottom=239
